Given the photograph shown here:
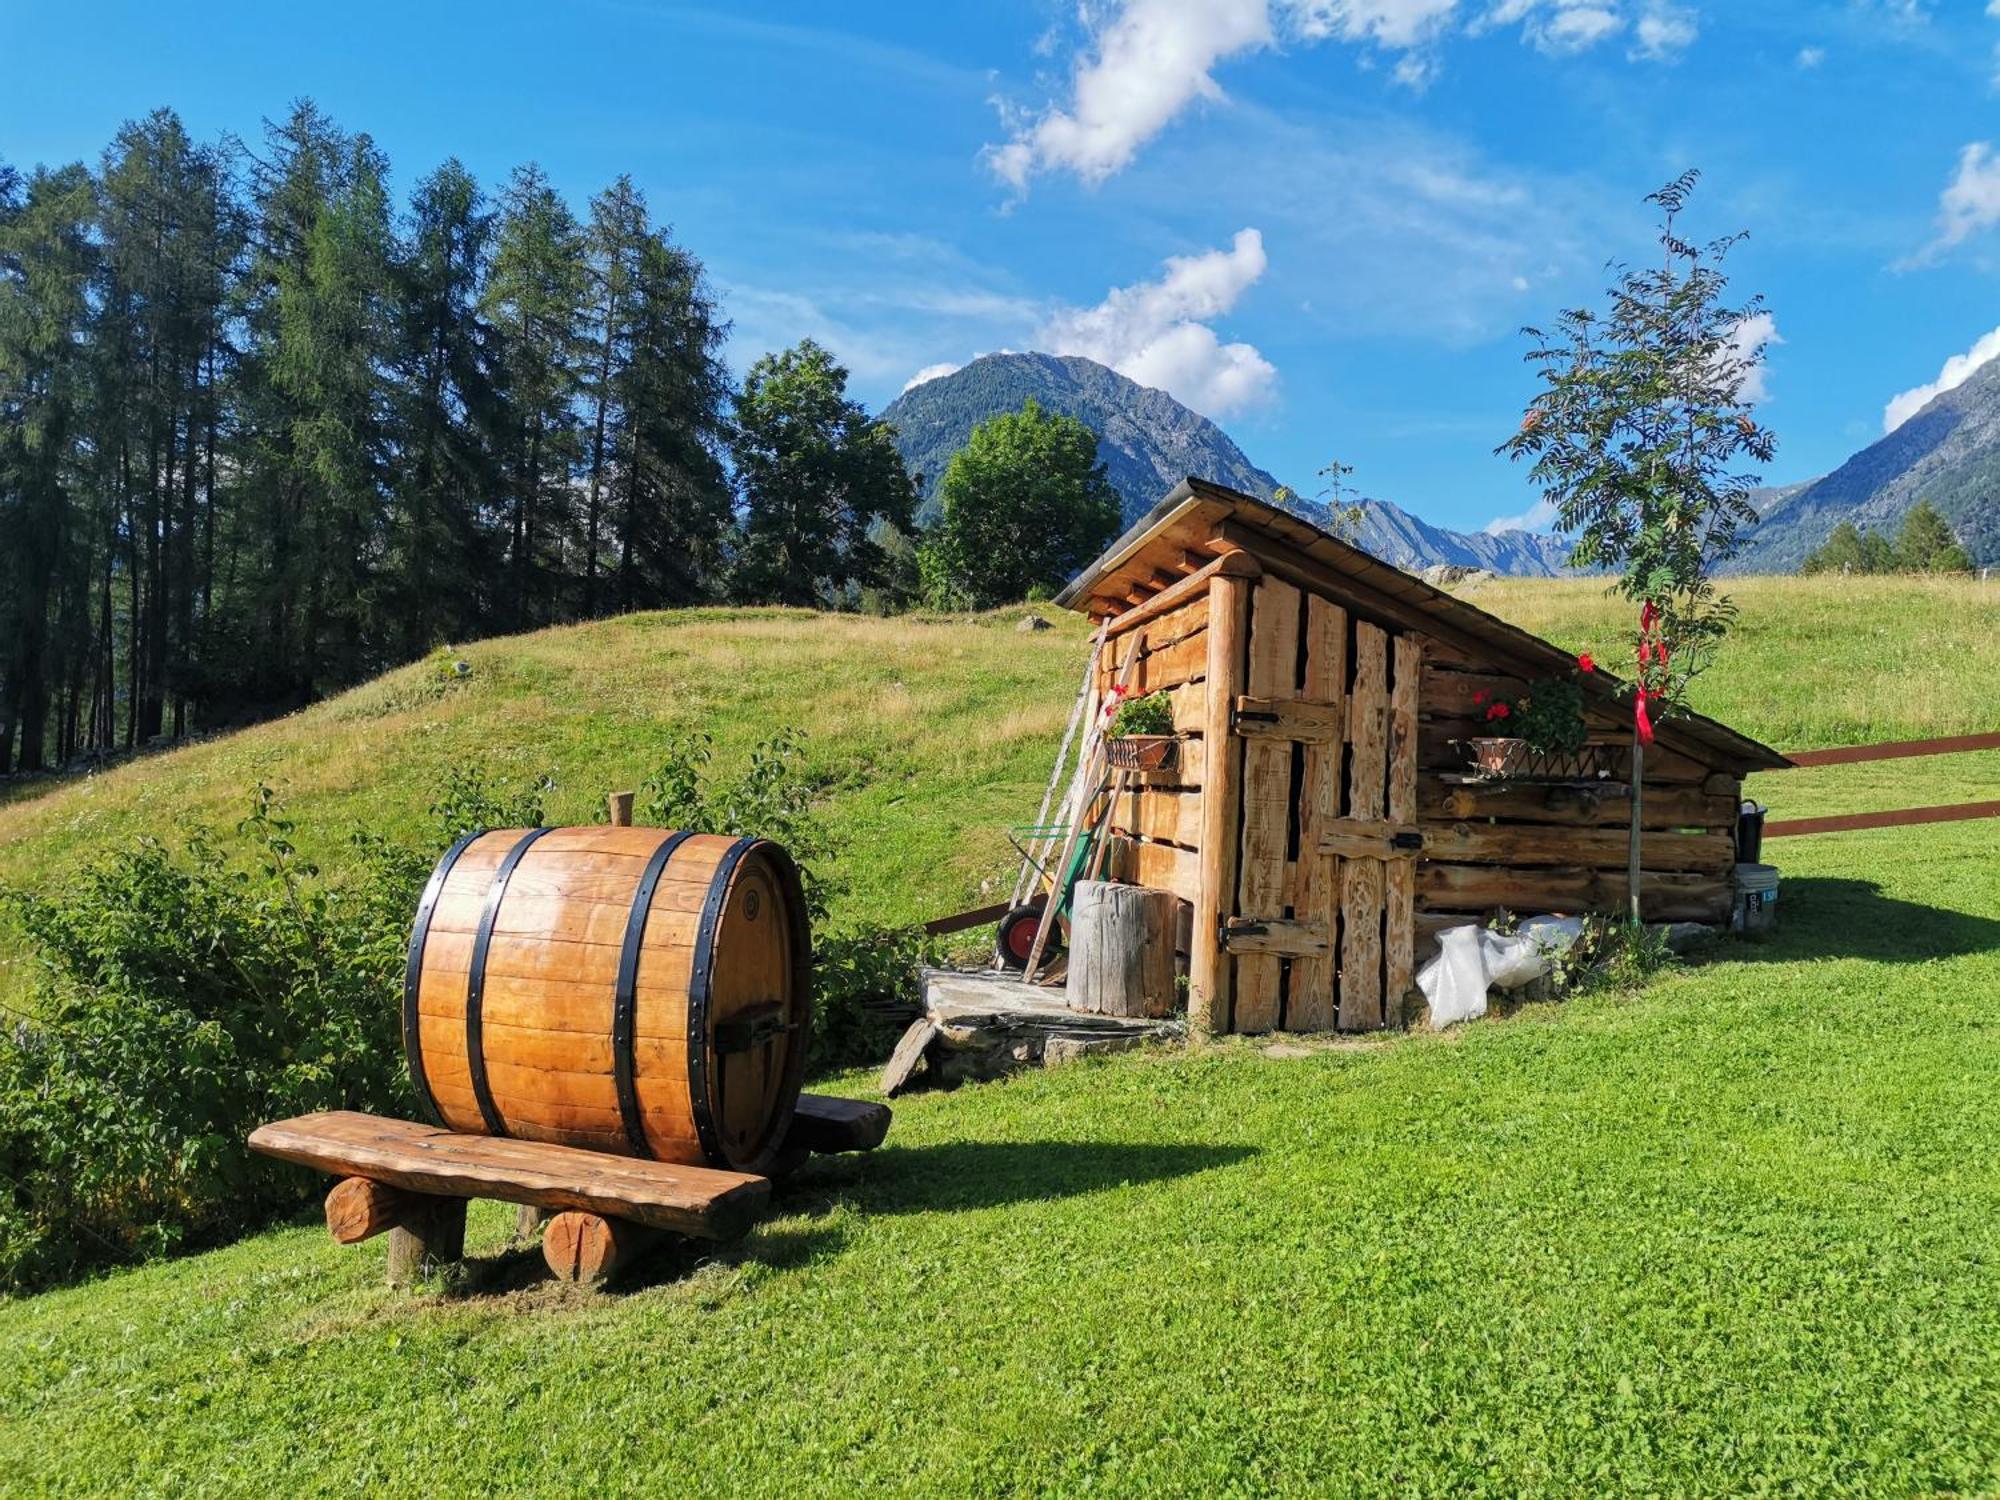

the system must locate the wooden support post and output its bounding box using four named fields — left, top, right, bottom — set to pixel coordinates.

left=325, top=1176, right=414, bottom=1245
left=608, top=790, right=636, bottom=827
left=1190, top=572, right=1250, bottom=1035
left=543, top=1210, right=664, bottom=1284
left=1628, top=734, right=1644, bottom=927
left=515, top=1205, right=549, bottom=1239
left=385, top=1196, right=467, bottom=1286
